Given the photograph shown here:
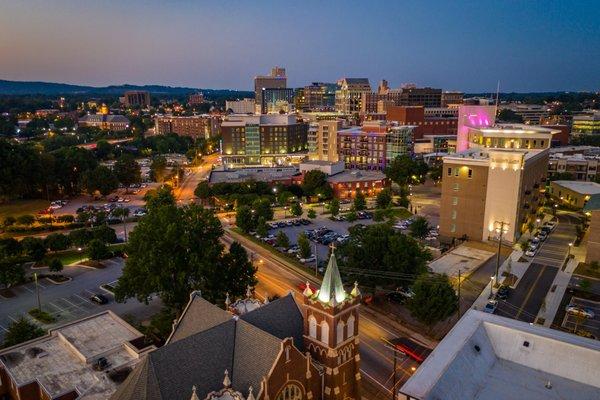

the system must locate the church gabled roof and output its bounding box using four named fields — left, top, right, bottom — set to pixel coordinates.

left=111, top=293, right=304, bottom=400
left=317, top=250, right=347, bottom=305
